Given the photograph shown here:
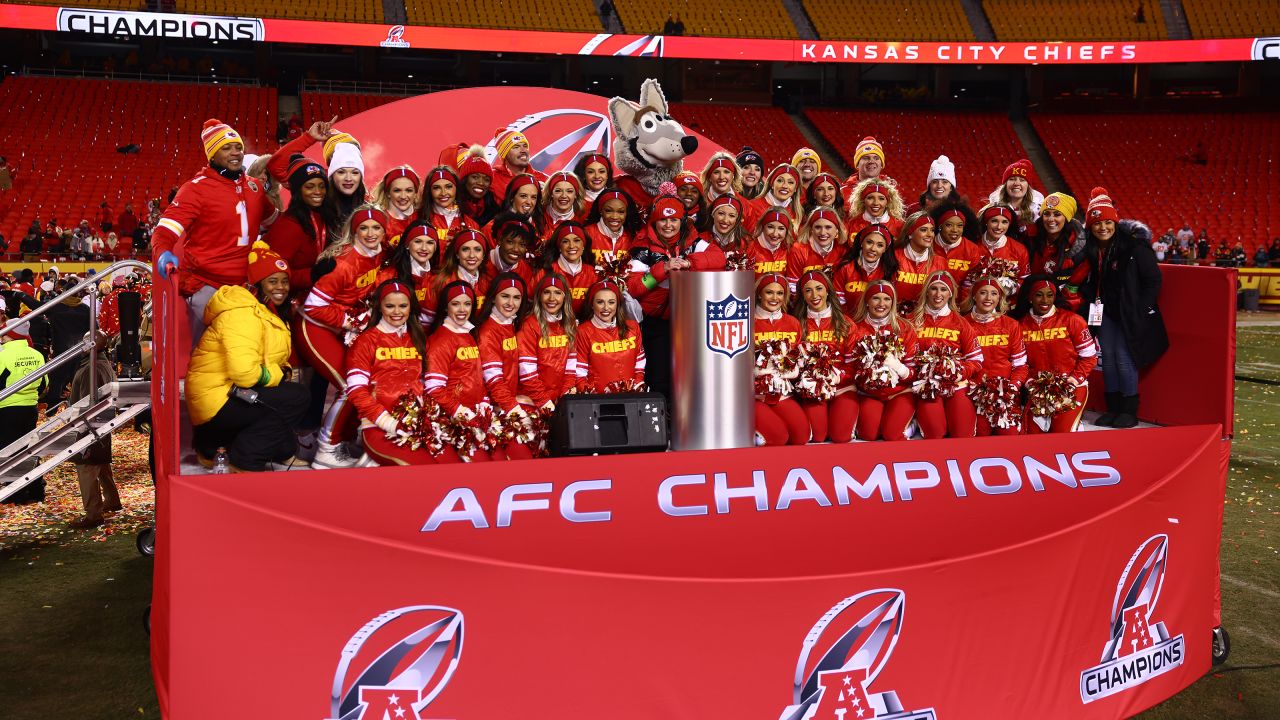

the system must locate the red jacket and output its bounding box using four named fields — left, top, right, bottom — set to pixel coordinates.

left=832, top=259, right=887, bottom=315
left=915, top=310, right=984, bottom=379
left=745, top=237, right=789, bottom=279
left=1019, top=307, right=1098, bottom=384
left=689, top=233, right=743, bottom=271
left=626, top=230, right=695, bottom=321
left=786, top=239, right=843, bottom=291
left=481, top=249, right=536, bottom=292
left=383, top=211, right=414, bottom=246
left=892, top=249, right=948, bottom=307
left=345, top=324, right=424, bottom=425
left=477, top=316, right=522, bottom=412
left=585, top=222, right=634, bottom=266
left=935, top=237, right=985, bottom=289
left=533, top=262, right=598, bottom=316
left=753, top=312, right=802, bottom=346
left=423, top=209, right=477, bottom=250
left=424, top=323, right=487, bottom=413
left=376, top=263, right=433, bottom=324
left=977, top=236, right=1031, bottom=280
left=575, top=319, right=645, bottom=390
left=264, top=210, right=326, bottom=297
left=517, top=320, right=577, bottom=407
left=853, top=319, right=918, bottom=399
left=968, top=313, right=1028, bottom=386
left=152, top=167, right=276, bottom=294
left=422, top=271, right=484, bottom=326
left=802, top=311, right=861, bottom=388
left=846, top=214, right=903, bottom=241
left=301, top=245, right=383, bottom=330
